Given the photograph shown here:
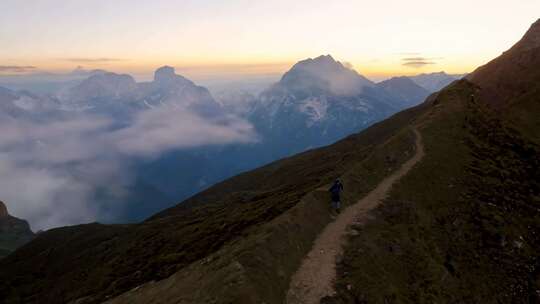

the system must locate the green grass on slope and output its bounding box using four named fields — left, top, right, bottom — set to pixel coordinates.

left=105, top=125, right=421, bottom=304
left=325, top=80, right=540, bottom=304
left=222, top=123, right=420, bottom=304
left=505, top=85, right=540, bottom=144
left=104, top=103, right=427, bottom=304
